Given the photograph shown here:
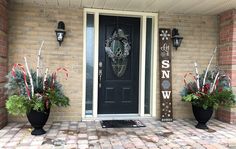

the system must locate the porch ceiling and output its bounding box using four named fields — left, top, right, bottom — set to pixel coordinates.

left=12, top=0, right=236, bottom=15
